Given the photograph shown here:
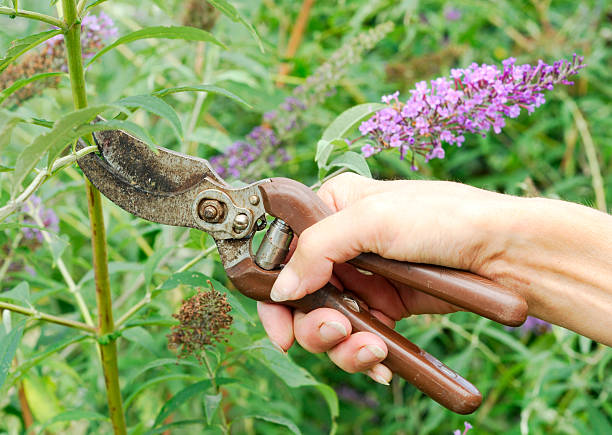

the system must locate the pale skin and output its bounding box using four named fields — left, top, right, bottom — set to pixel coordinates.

left=257, top=173, right=612, bottom=385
